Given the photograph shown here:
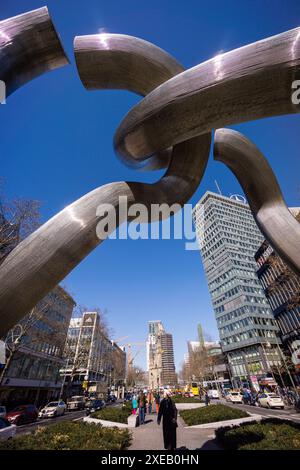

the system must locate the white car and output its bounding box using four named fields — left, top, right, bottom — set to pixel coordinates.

left=226, top=391, right=243, bottom=404
left=39, top=401, right=67, bottom=418
left=0, top=406, right=6, bottom=418
left=208, top=390, right=219, bottom=399
left=0, top=417, right=16, bottom=441
left=257, top=393, right=284, bottom=409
